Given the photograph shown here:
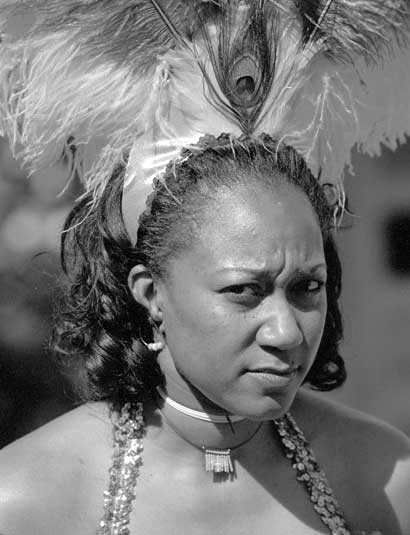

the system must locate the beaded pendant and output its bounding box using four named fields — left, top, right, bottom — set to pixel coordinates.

left=203, top=447, right=234, bottom=473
